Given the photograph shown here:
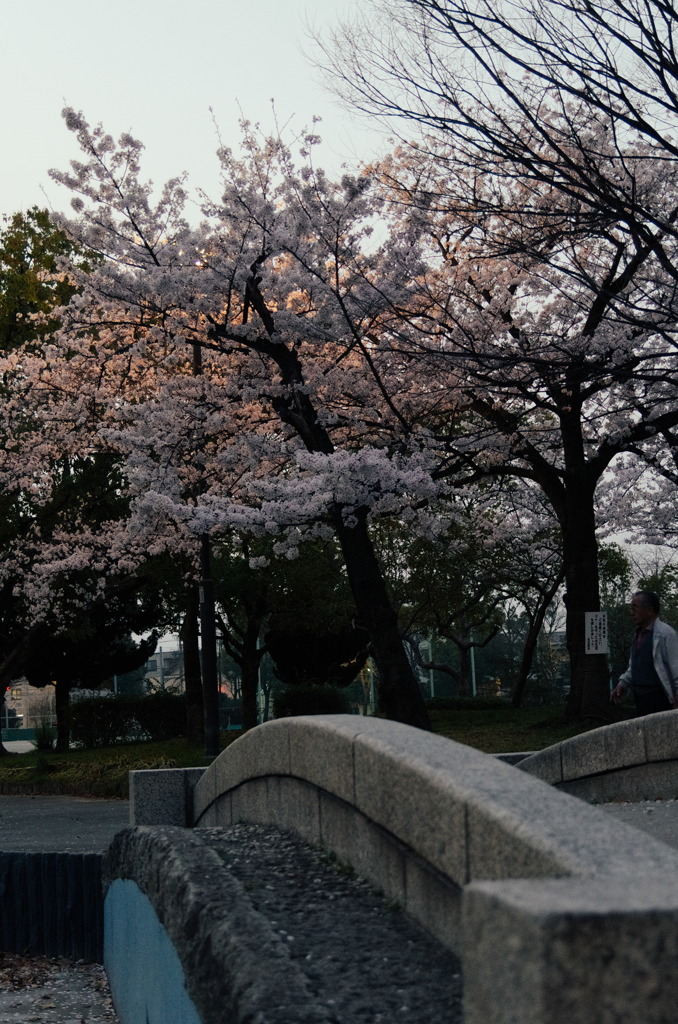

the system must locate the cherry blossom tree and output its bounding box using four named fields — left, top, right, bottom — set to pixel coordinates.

left=362, top=139, right=678, bottom=719
left=319, top=0, right=678, bottom=715
left=314, top=0, right=678, bottom=721
left=0, top=206, right=183, bottom=750
left=17, top=98, right=670, bottom=730
left=36, top=110, right=443, bottom=729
